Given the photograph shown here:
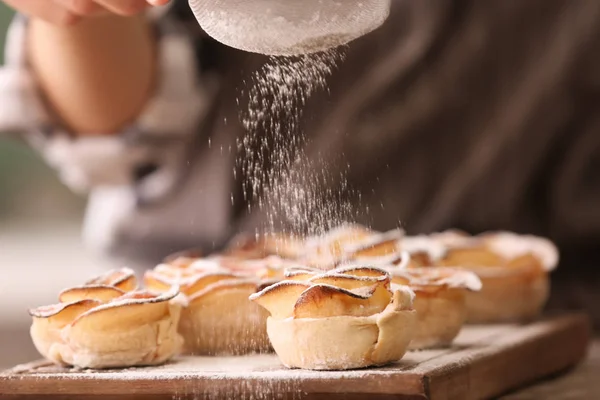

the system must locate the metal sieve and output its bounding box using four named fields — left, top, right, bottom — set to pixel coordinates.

left=188, top=0, right=391, bottom=55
